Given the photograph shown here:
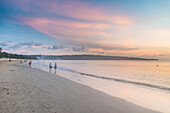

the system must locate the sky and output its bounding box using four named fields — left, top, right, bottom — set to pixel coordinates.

left=0, top=0, right=170, bottom=60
